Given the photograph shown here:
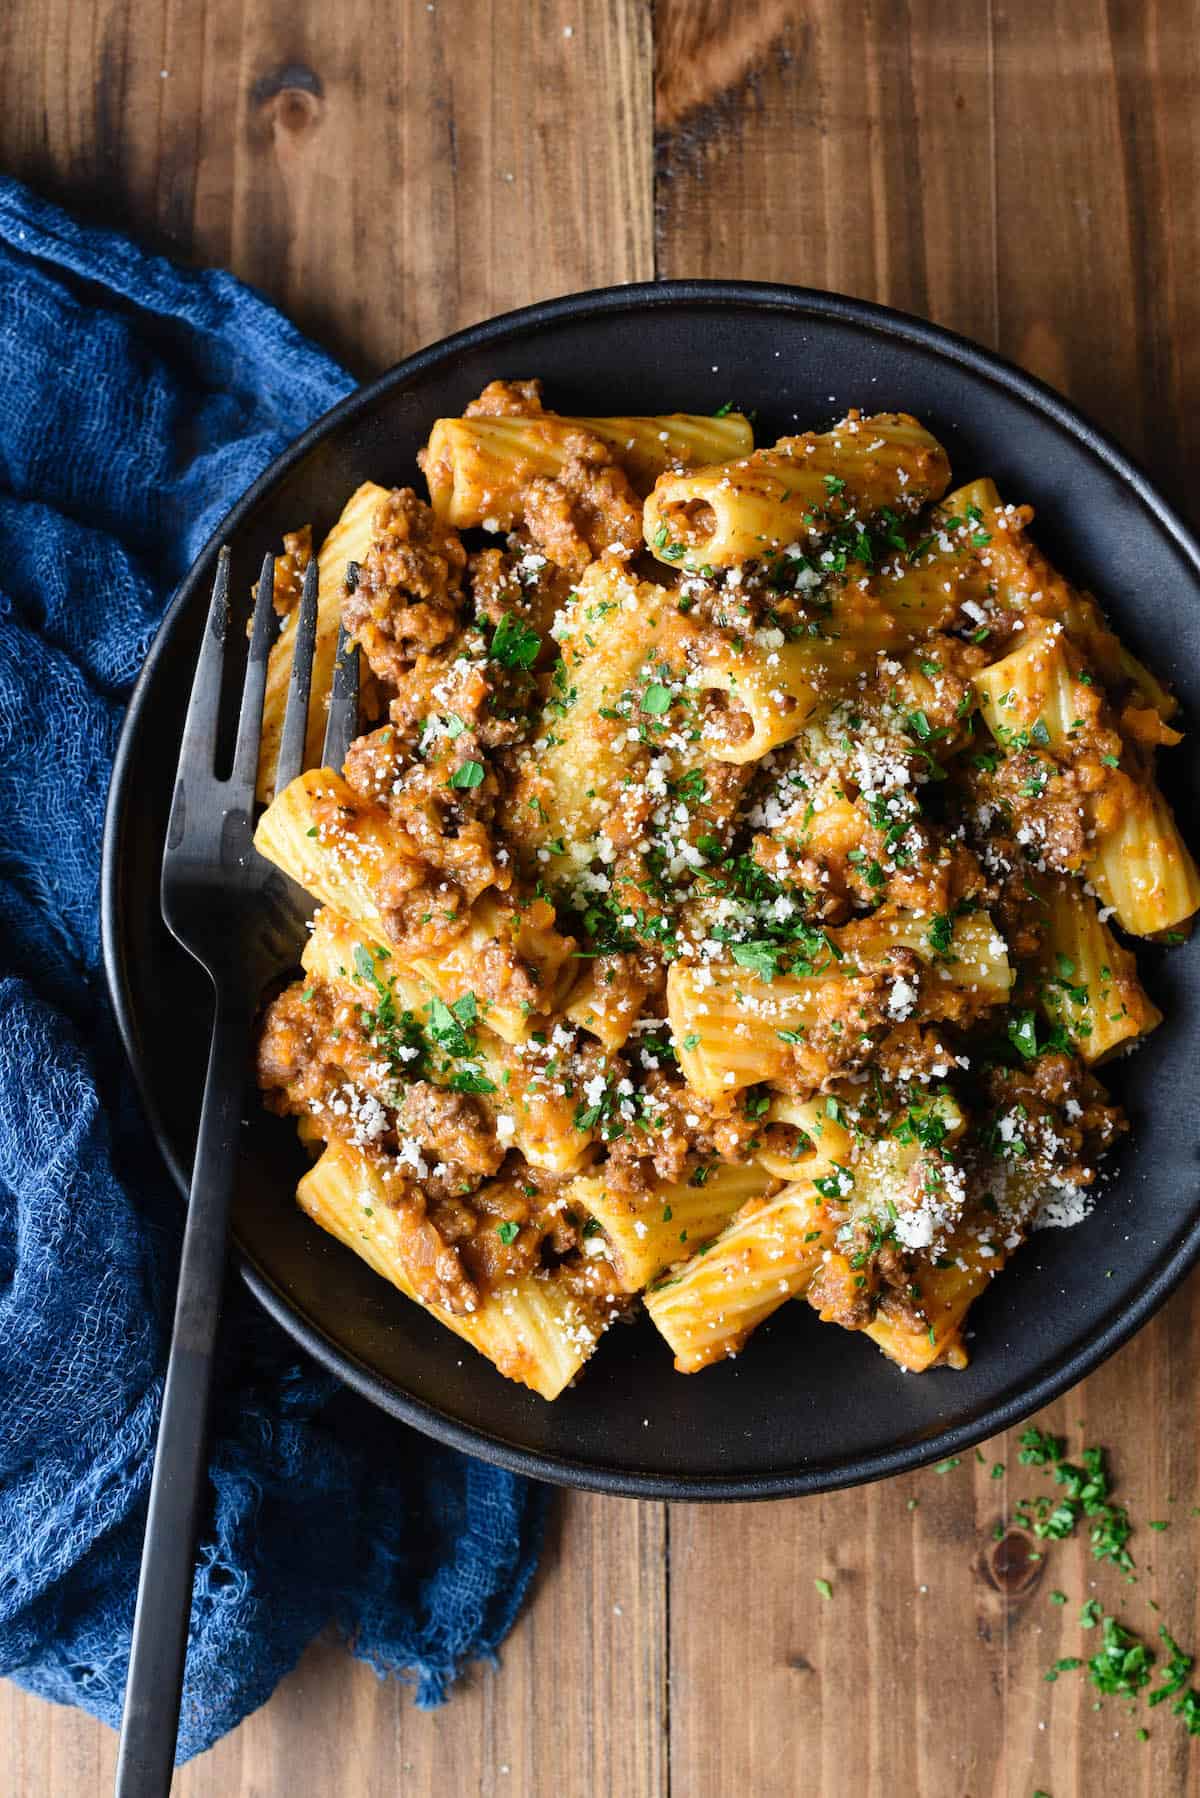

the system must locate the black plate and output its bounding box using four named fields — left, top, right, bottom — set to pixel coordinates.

left=102, top=282, right=1200, bottom=1499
